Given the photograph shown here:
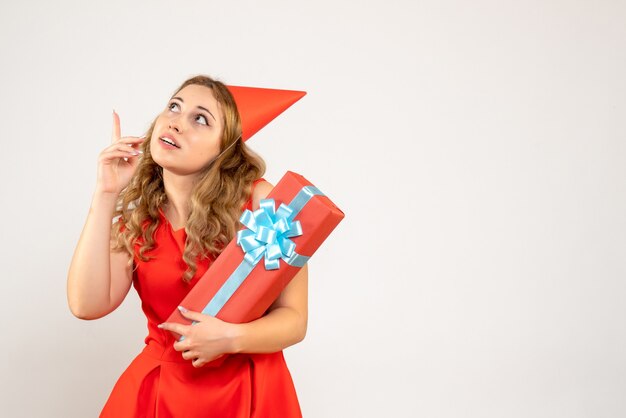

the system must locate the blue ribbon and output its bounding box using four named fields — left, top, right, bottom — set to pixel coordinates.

left=180, top=185, right=325, bottom=341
